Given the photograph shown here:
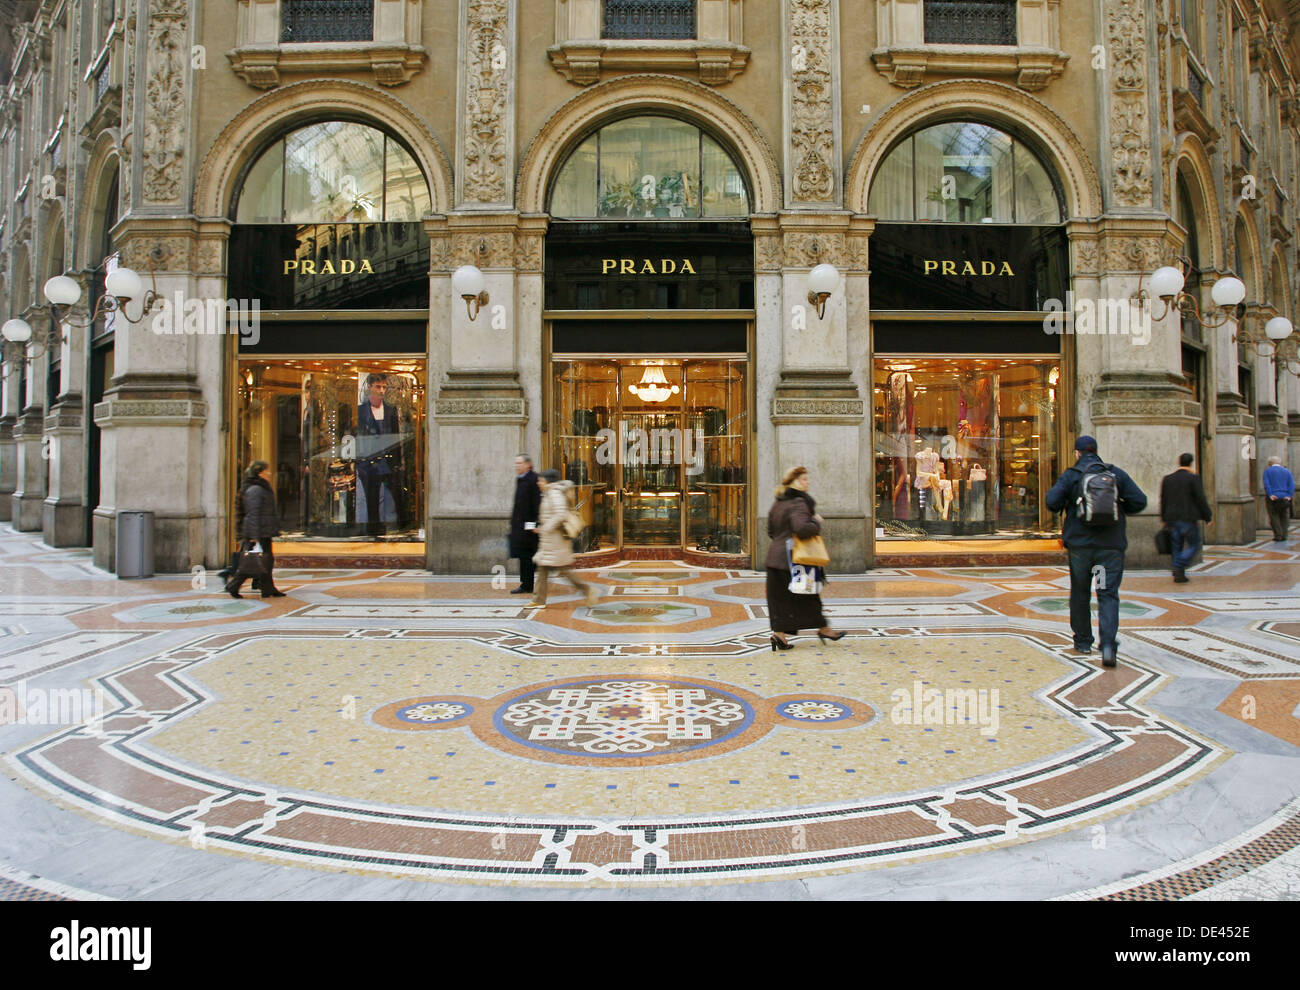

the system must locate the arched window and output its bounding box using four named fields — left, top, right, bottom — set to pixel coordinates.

left=868, top=120, right=1062, bottom=223
left=234, top=121, right=431, bottom=224
left=549, top=115, right=750, bottom=219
